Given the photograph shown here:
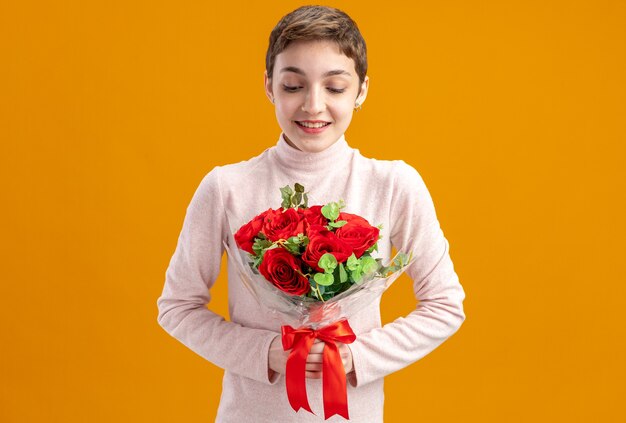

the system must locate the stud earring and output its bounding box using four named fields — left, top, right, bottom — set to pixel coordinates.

left=354, top=102, right=362, bottom=112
